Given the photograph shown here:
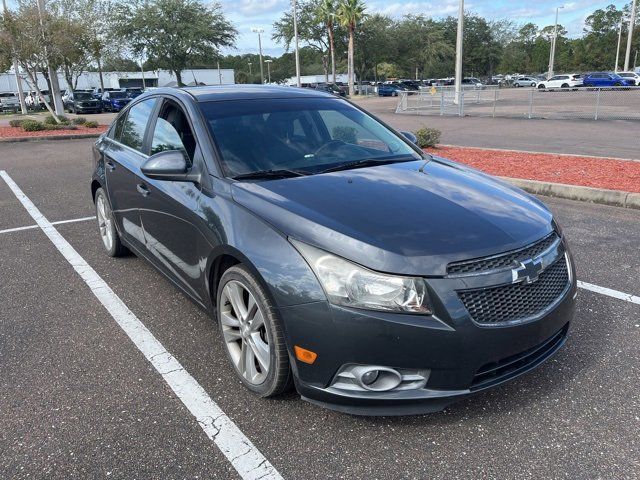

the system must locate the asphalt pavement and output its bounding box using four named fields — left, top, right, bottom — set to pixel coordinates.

left=1, top=139, right=639, bottom=479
